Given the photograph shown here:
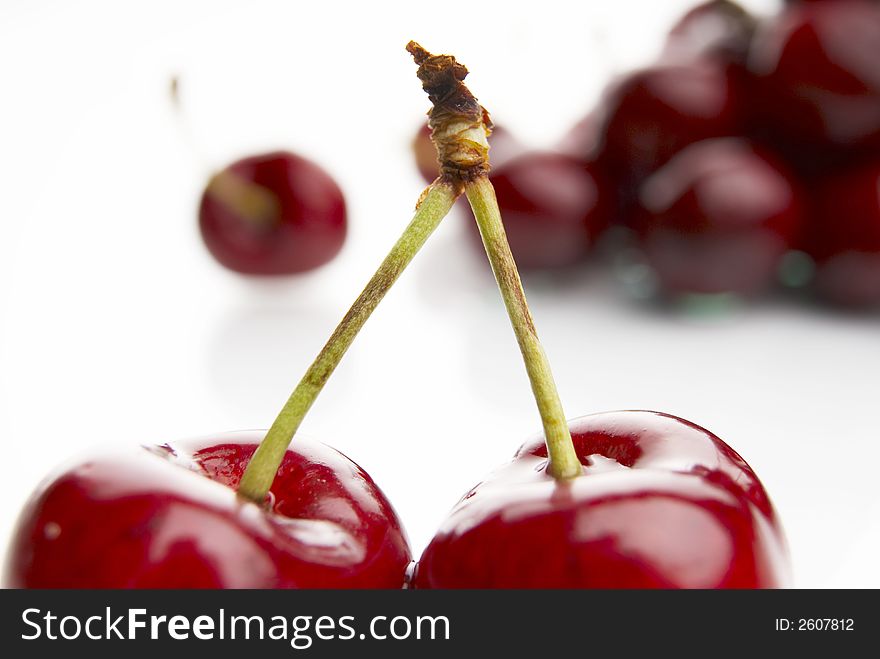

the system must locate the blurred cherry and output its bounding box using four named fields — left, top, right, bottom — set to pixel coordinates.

left=199, top=151, right=347, bottom=275
left=468, top=152, right=612, bottom=270
left=634, top=138, right=803, bottom=296
left=747, top=0, right=880, bottom=153
left=595, top=62, right=740, bottom=190
left=170, top=78, right=348, bottom=276
left=805, top=160, right=880, bottom=307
